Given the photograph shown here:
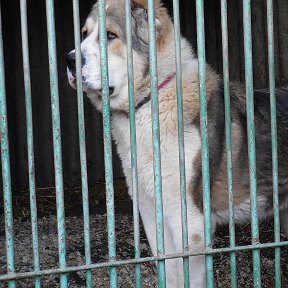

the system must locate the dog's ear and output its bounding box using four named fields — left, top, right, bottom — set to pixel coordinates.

left=131, top=0, right=172, bottom=44
left=131, top=0, right=163, bottom=11
left=131, top=2, right=149, bottom=44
